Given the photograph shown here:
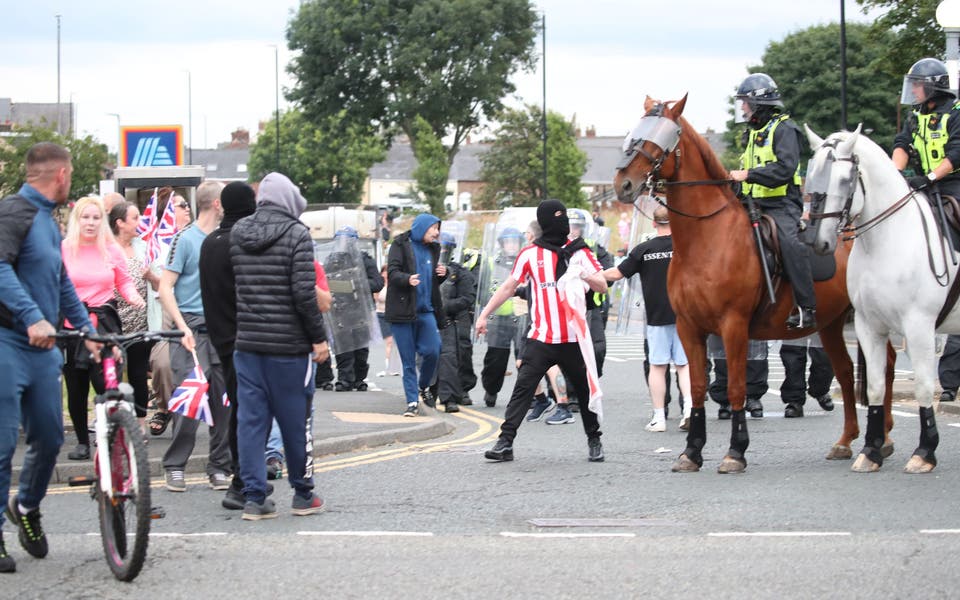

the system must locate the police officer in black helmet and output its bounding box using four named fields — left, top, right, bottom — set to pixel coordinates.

left=729, top=73, right=815, bottom=330
left=893, top=58, right=960, bottom=200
